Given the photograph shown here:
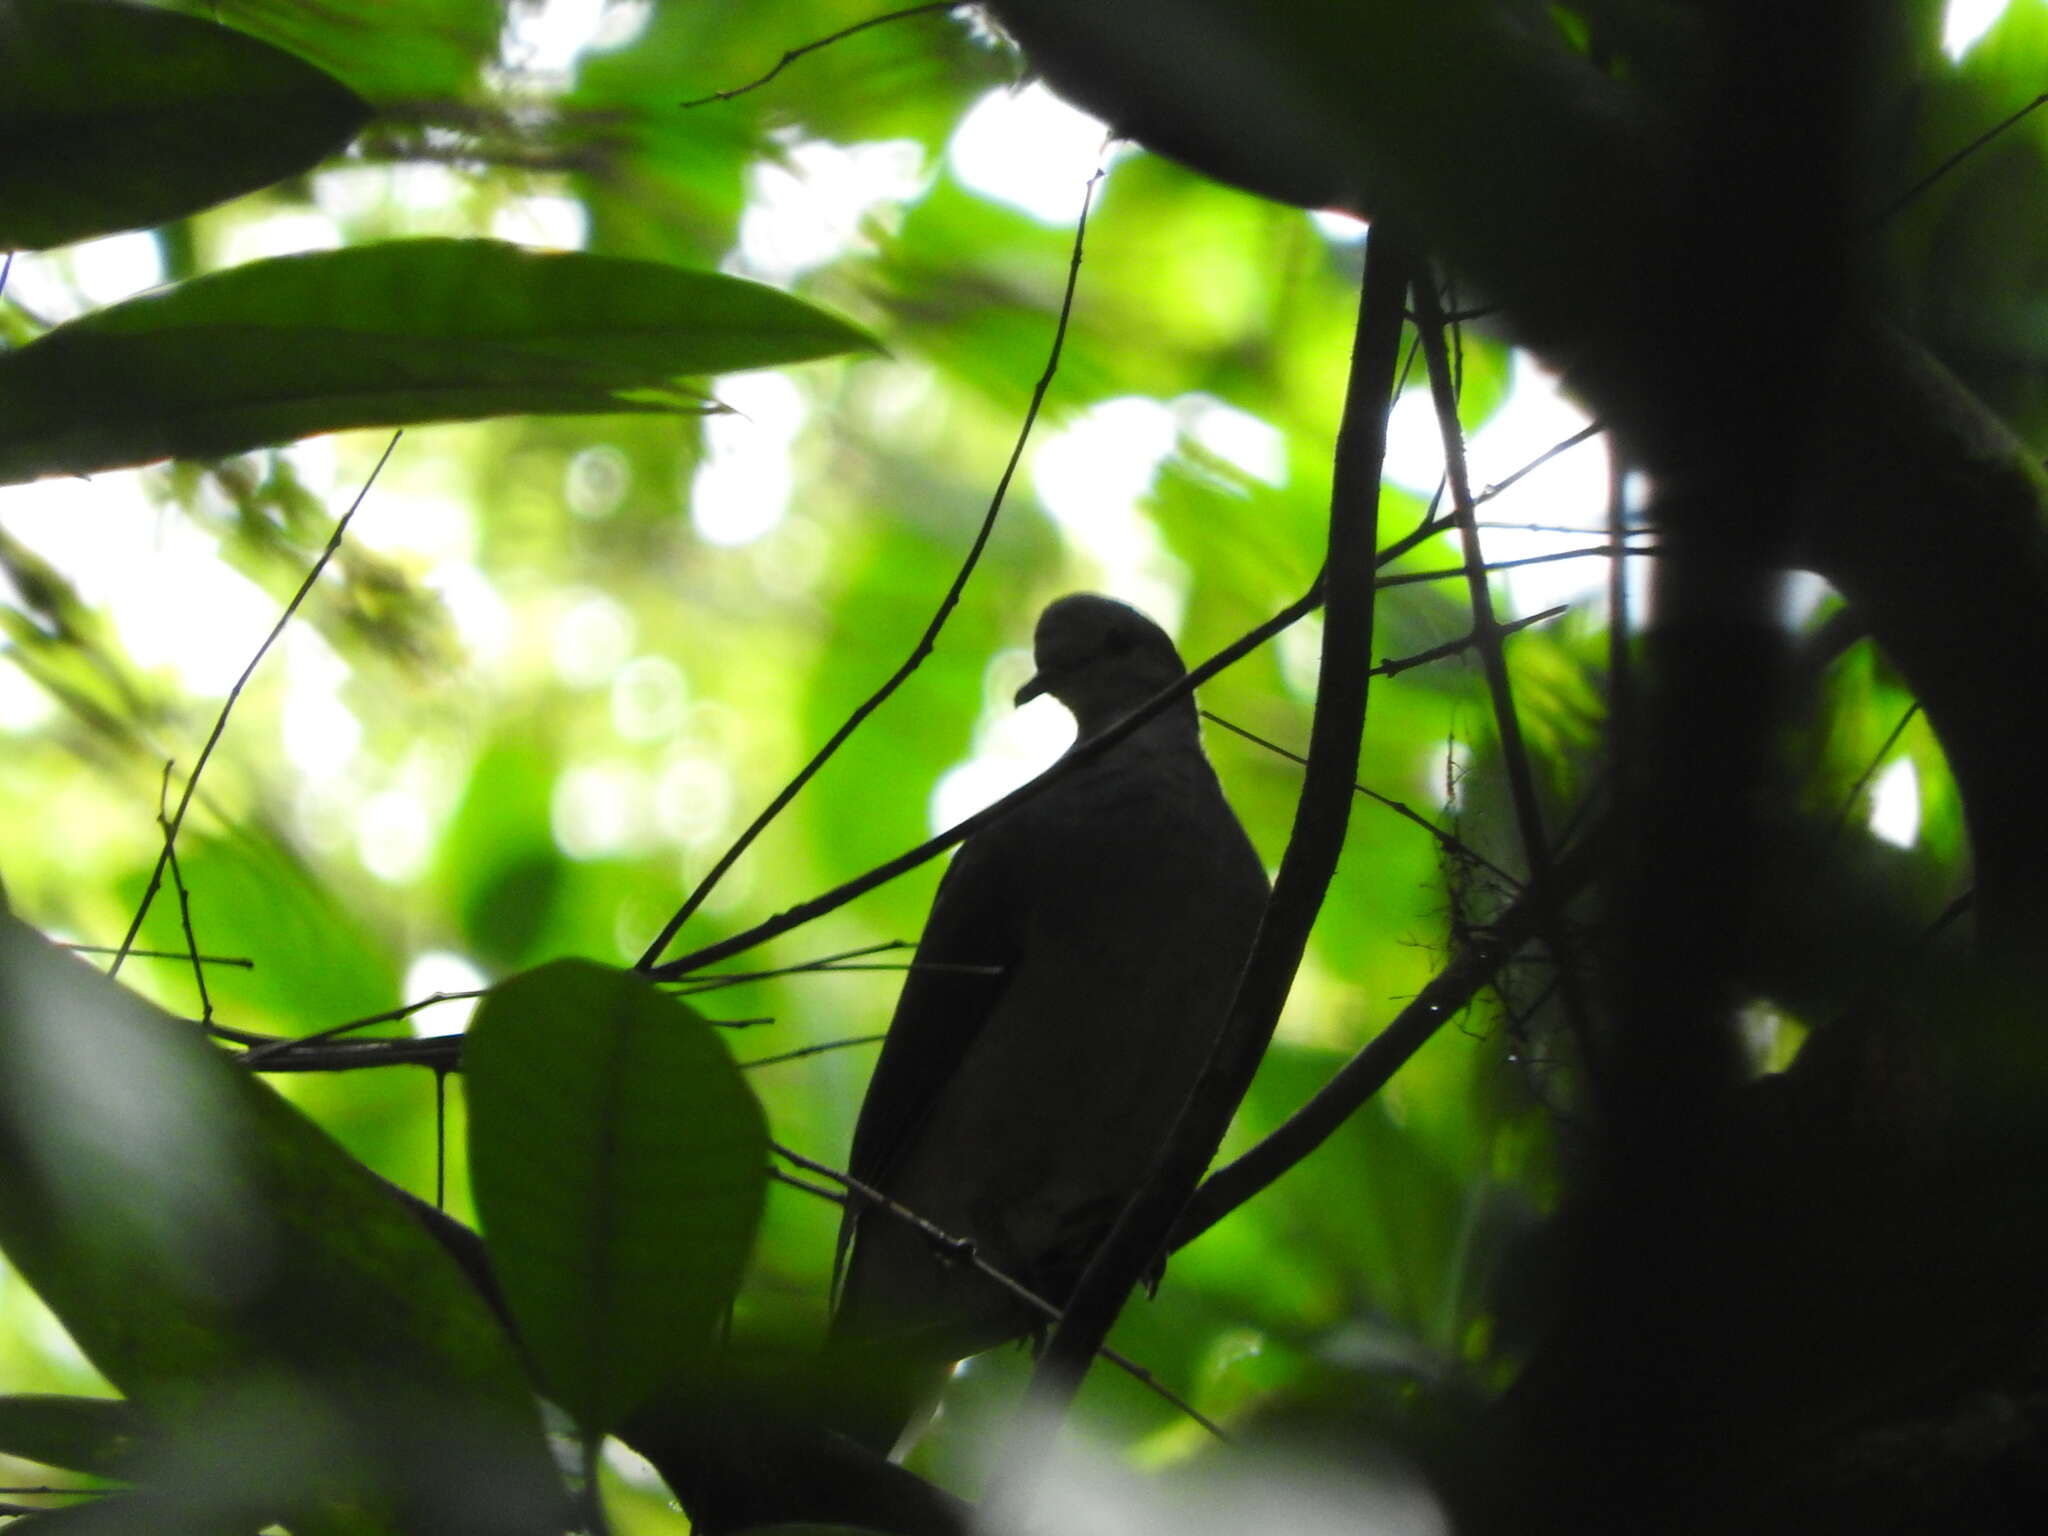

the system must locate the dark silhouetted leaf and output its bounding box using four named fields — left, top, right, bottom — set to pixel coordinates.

left=0, top=1394, right=147, bottom=1478
left=0, top=0, right=369, bottom=250
left=0, top=238, right=881, bottom=484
